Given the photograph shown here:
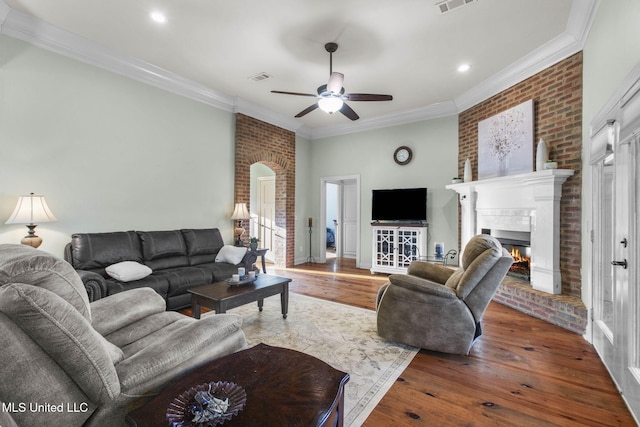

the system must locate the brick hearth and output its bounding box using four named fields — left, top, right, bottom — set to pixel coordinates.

left=495, top=277, right=587, bottom=334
